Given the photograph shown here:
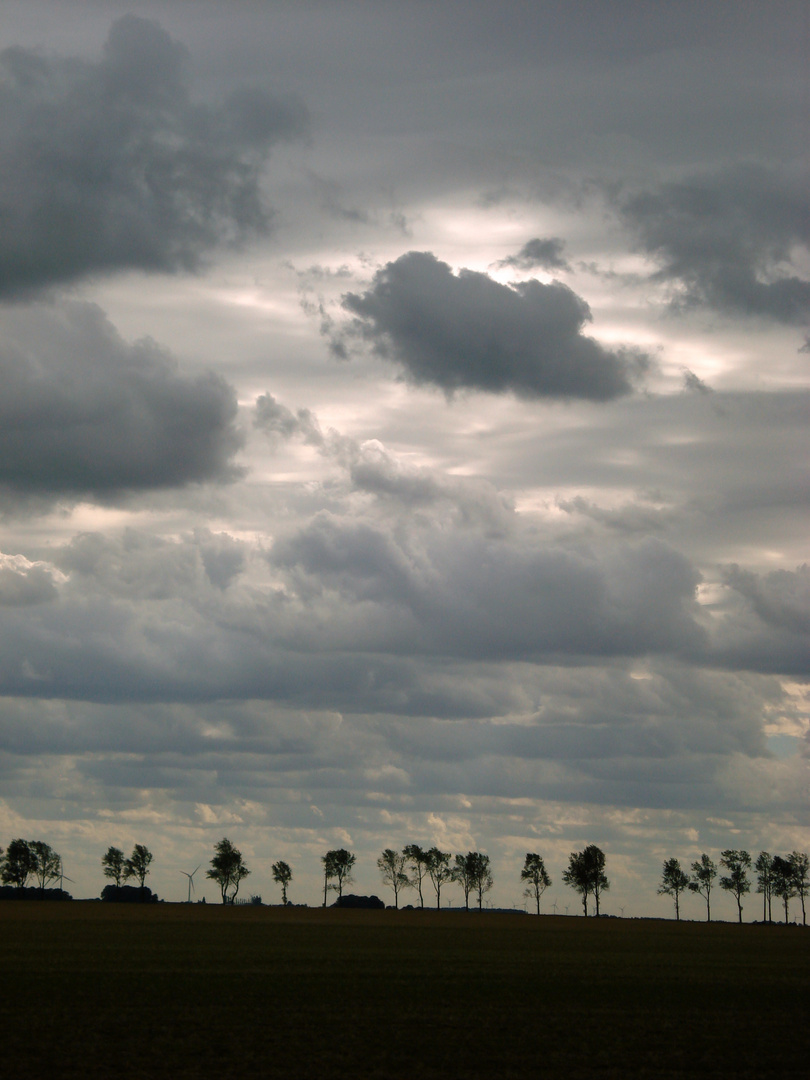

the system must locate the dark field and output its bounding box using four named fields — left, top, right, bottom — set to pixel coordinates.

left=1, top=903, right=807, bottom=1079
